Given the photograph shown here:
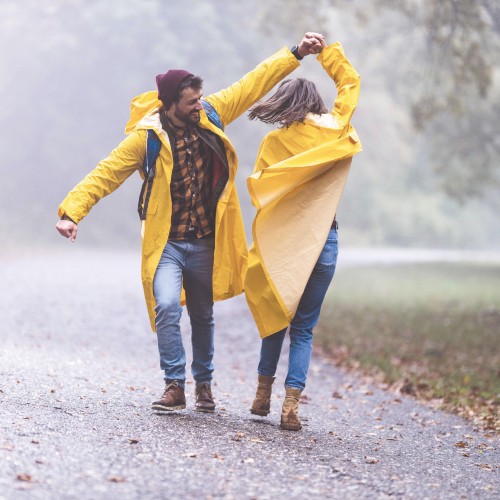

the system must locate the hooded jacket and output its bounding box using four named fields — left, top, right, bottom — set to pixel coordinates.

left=244, top=43, right=362, bottom=338
left=58, top=47, right=300, bottom=331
